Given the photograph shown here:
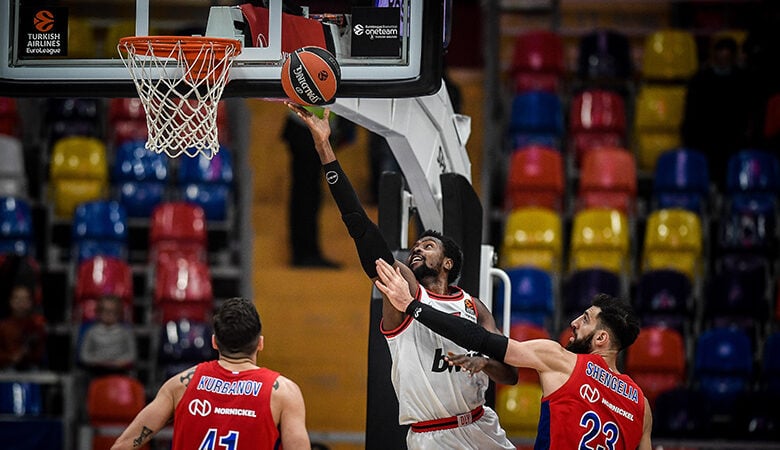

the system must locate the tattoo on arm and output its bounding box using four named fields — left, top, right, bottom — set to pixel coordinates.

left=132, top=426, right=153, bottom=448
left=273, top=380, right=279, bottom=390
left=180, top=369, right=195, bottom=387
